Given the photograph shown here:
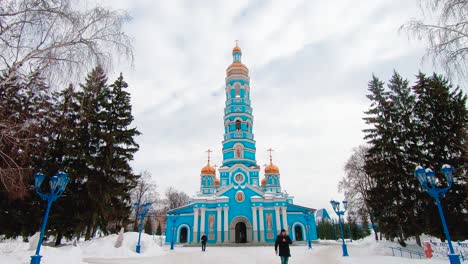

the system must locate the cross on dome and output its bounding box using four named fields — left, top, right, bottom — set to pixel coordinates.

left=265, top=148, right=279, bottom=174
